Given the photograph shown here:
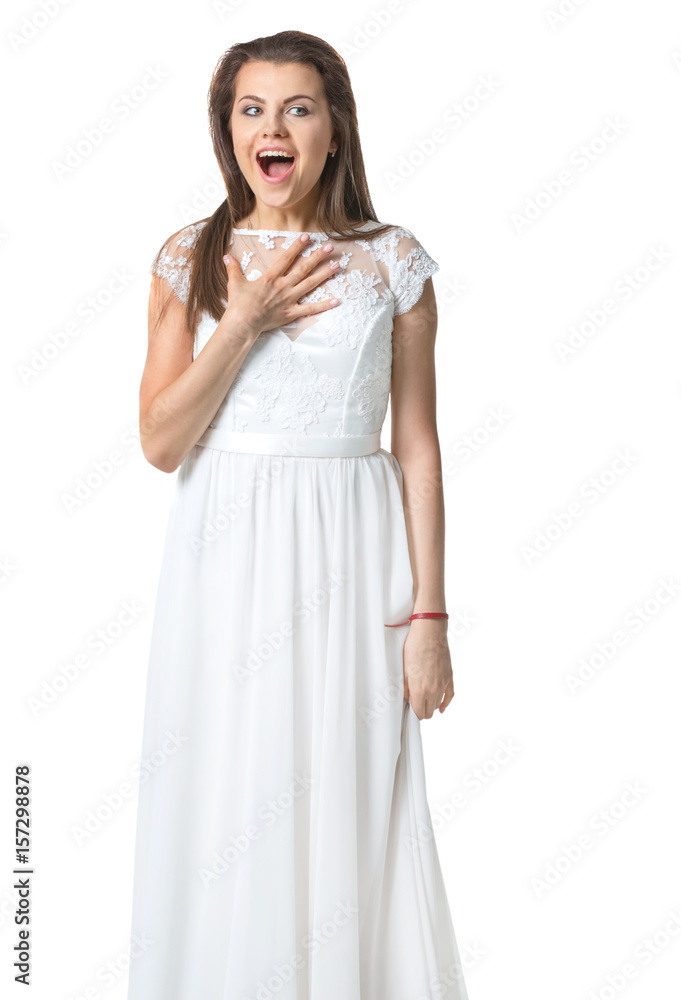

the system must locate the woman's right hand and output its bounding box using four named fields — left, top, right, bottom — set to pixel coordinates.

left=220, top=234, right=341, bottom=339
